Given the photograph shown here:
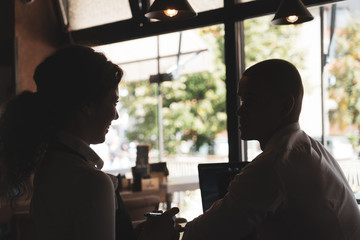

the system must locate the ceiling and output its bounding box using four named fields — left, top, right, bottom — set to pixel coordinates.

left=54, top=0, right=343, bottom=46
left=60, top=0, right=228, bottom=31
